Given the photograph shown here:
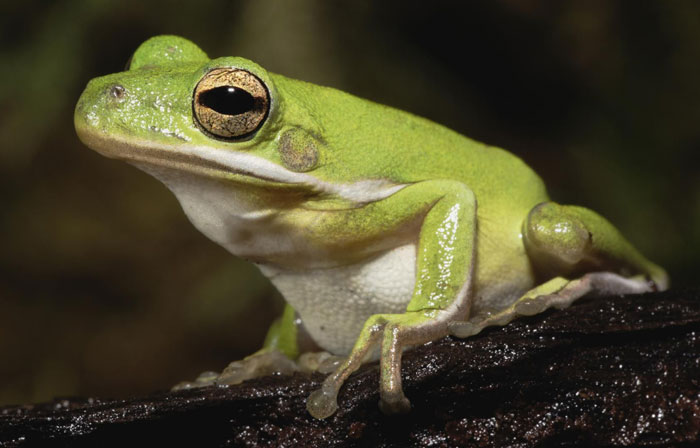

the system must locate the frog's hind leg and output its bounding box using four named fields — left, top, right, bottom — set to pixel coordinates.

left=449, top=273, right=651, bottom=338
left=450, top=201, right=667, bottom=338
left=520, top=201, right=668, bottom=289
